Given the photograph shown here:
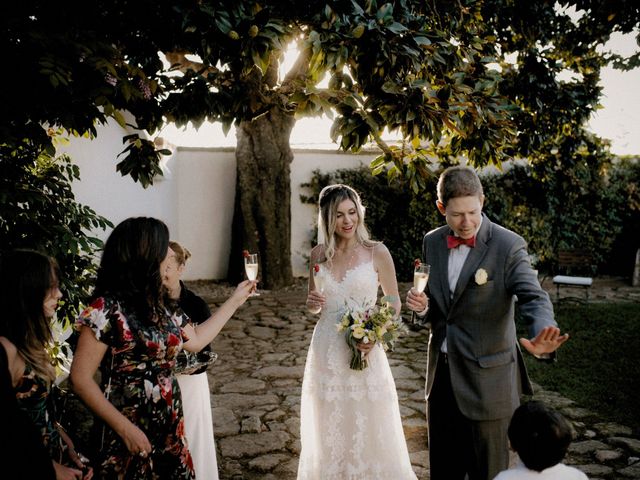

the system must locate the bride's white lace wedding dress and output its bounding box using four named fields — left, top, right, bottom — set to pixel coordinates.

left=297, top=257, right=417, bottom=480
